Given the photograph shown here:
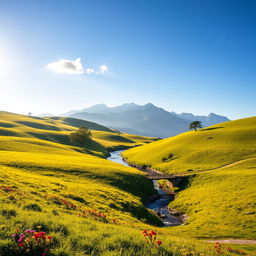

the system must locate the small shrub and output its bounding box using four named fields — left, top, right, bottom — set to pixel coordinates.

left=62, top=194, right=86, bottom=204
left=24, top=203, right=42, bottom=212
left=162, top=157, right=167, bottom=162
left=52, top=210, right=59, bottom=216
left=162, top=153, right=173, bottom=162
left=168, top=153, right=173, bottom=159
left=0, top=209, right=17, bottom=219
